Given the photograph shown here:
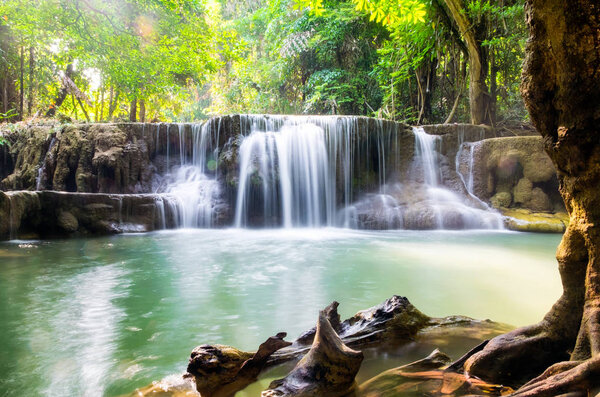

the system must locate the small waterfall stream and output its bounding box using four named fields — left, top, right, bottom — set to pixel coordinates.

left=412, top=126, right=503, bottom=229
left=157, top=123, right=219, bottom=228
